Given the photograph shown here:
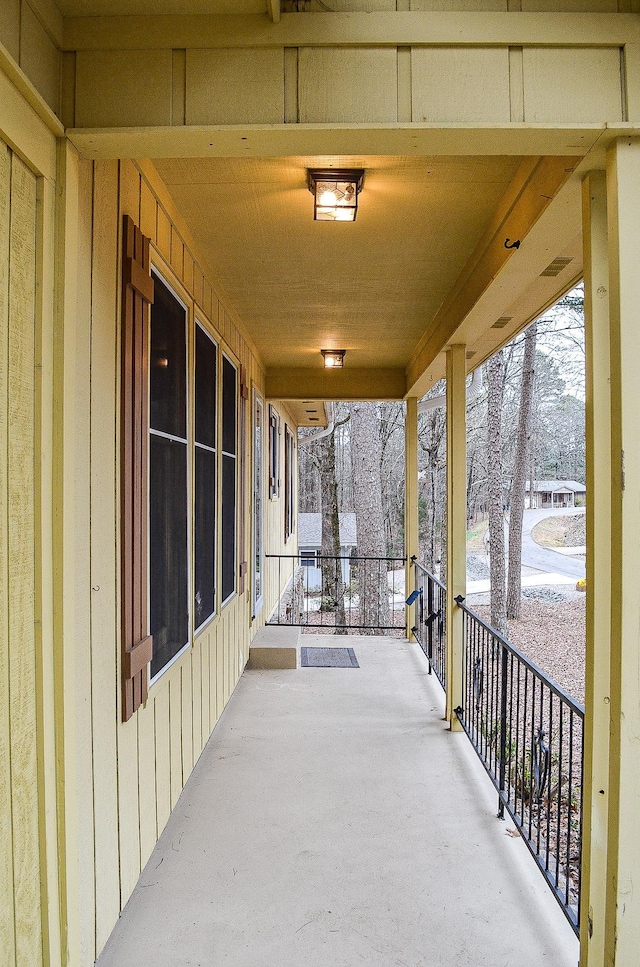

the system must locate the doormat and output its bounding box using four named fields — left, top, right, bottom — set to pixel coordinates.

left=301, top=647, right=359, bottom=668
